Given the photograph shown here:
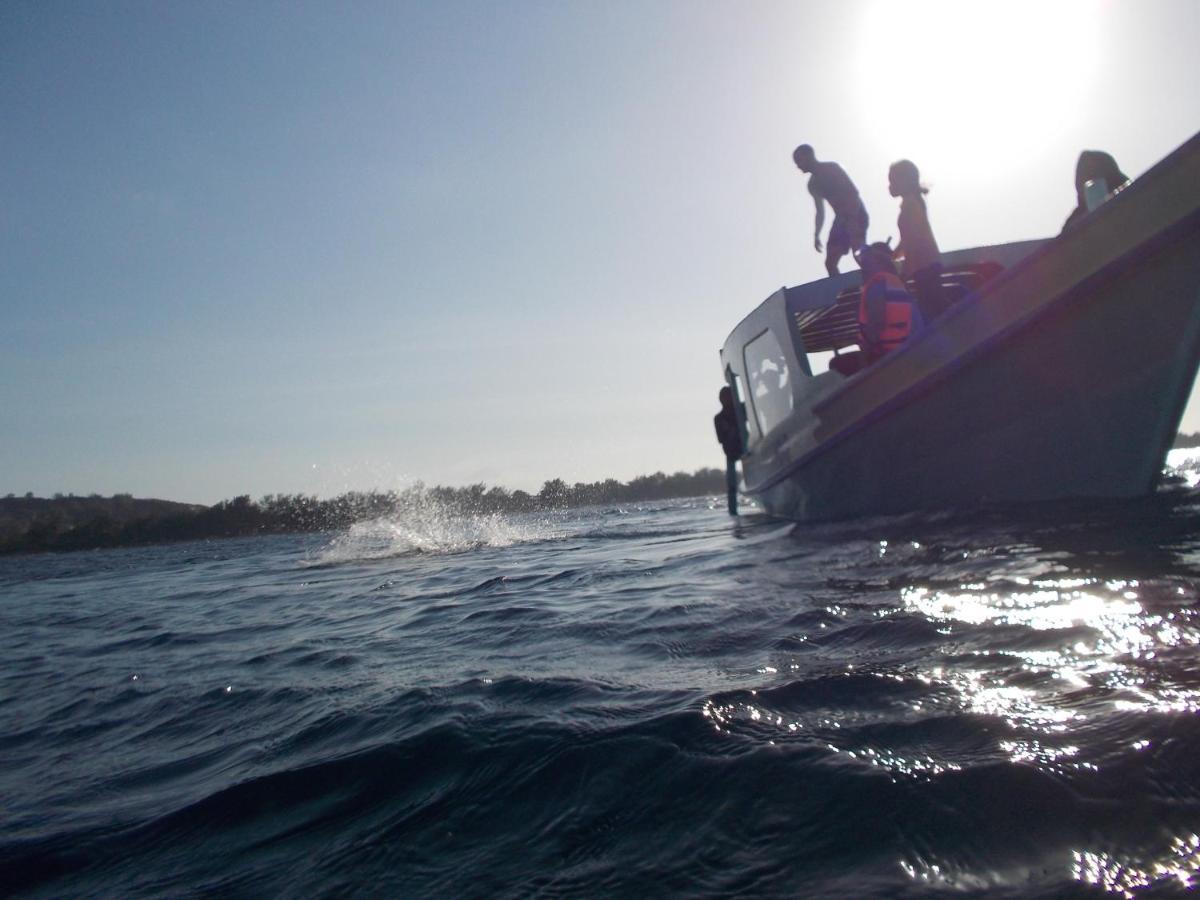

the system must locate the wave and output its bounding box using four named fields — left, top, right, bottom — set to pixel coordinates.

left=7, top=685, right=1199, bottom=898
